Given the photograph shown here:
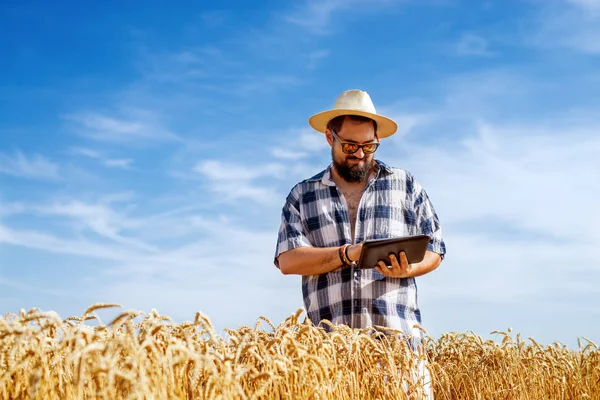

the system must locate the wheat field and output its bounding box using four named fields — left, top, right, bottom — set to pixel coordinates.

left=1, top=304, right=598, bottom=399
